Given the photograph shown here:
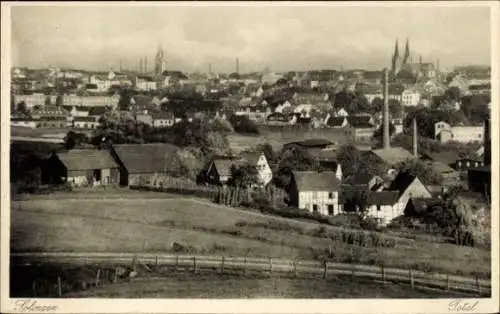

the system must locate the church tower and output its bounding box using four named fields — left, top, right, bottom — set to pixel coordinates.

left=402, top=38, right=411, bottom=65
left=391, top=39, right=401, bottom=75
left=154, top=43, right=166, bottom=77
